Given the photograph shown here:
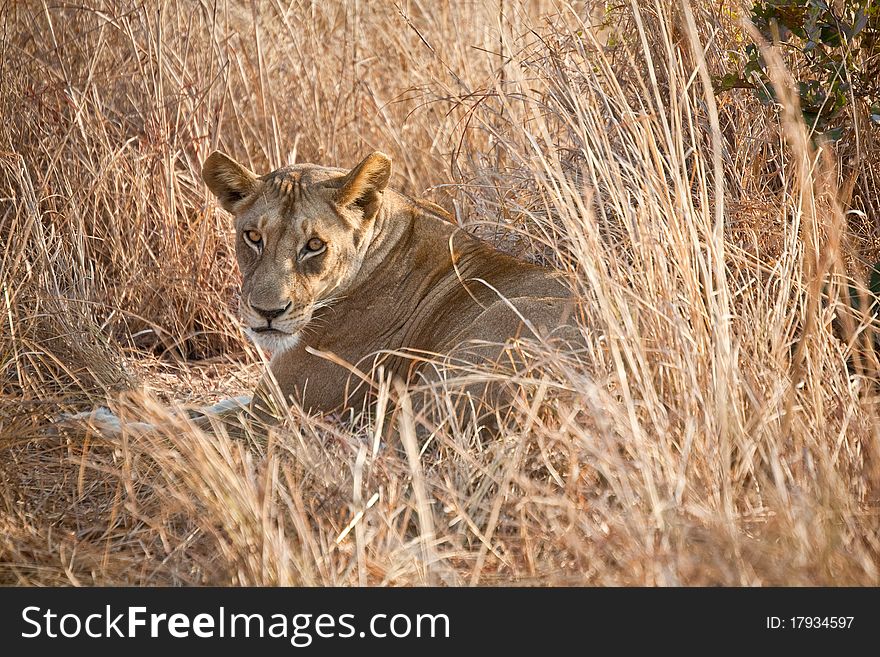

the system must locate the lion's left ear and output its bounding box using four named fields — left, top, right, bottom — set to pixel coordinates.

left=334, top=152, right=392, bottom=221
